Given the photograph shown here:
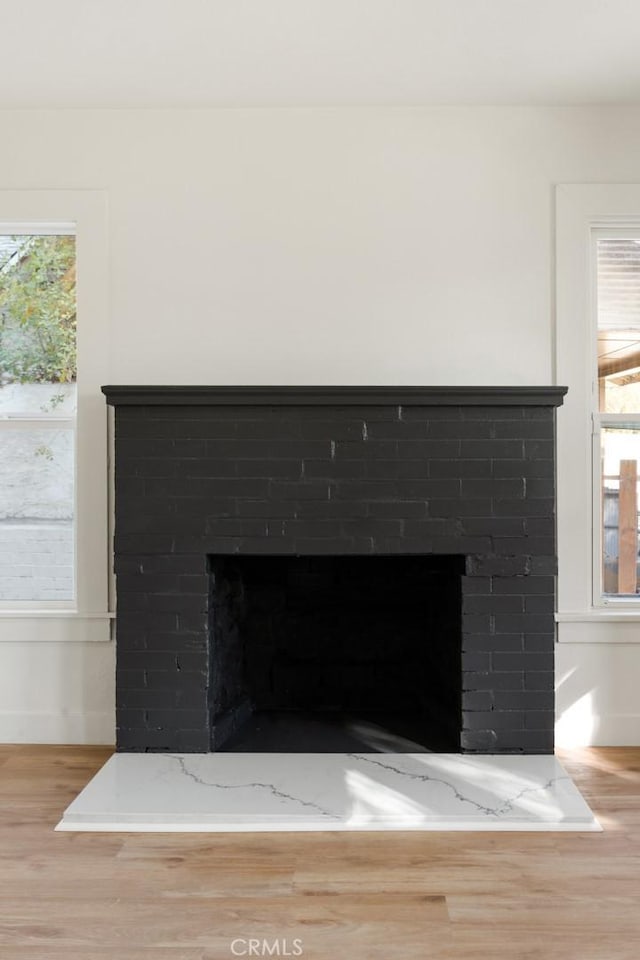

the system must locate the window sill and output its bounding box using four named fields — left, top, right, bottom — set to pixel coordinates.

left=556, top=610, right=640, bottom=623
left=0, top=610, right=114, bottom=619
